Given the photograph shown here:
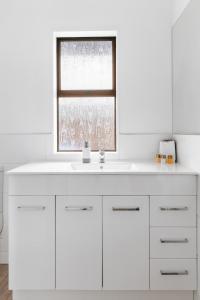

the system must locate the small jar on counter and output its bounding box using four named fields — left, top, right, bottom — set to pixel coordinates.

left=154, top=154, right=161, bottom=163
left=161, top=155, right=167, bottom=165
left=166, top=155, right=174, bottom=165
